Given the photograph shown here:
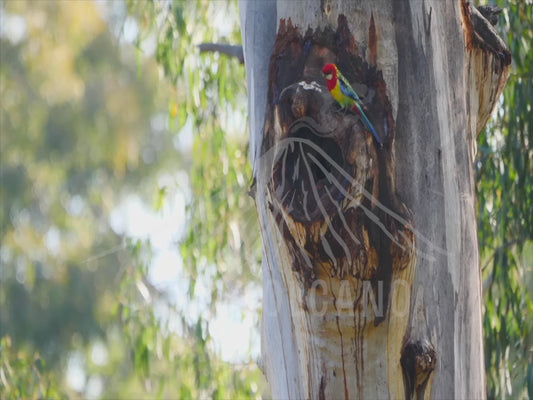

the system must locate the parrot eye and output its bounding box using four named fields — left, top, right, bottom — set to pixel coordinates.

left=325, top=73, right=332, bottom=80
